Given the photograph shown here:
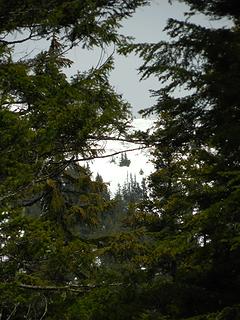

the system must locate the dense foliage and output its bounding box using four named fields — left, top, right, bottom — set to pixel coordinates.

left=0, top=0, right=148, bottom=318
left=1, top=0, right=240, bottom=319
left=121, top=0, right=240, bottom=319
